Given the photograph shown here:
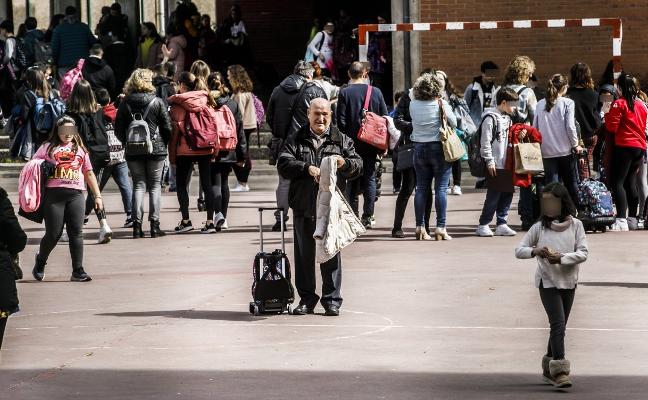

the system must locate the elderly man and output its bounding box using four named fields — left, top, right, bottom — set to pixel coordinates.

left=278, top=98, right=362, bottom=316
